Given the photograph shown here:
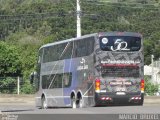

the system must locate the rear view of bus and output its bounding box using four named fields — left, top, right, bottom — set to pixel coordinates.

left=94, top=32, right=144, bottom=106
